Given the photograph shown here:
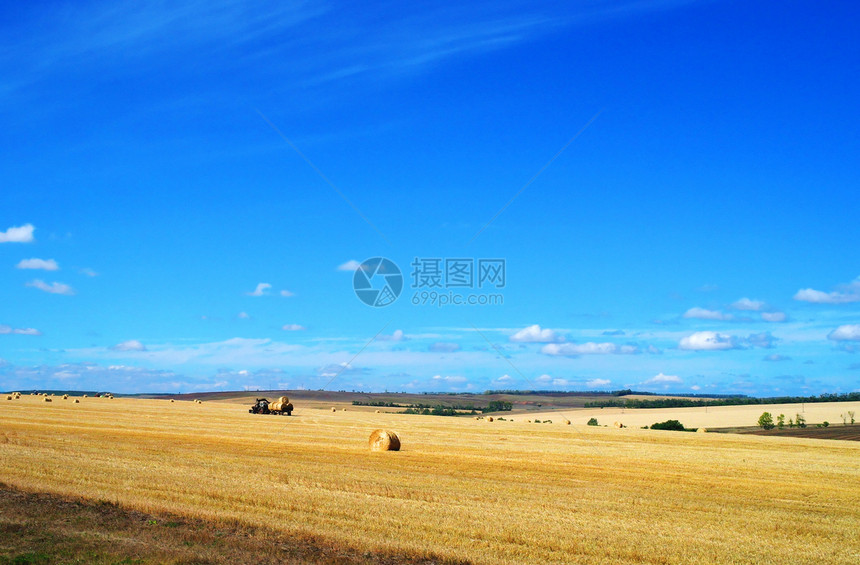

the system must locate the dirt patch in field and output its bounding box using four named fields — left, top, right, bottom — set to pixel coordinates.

left=742, top=425, right=860, bottom=441
left=0, top=484, right=470, bottom=565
